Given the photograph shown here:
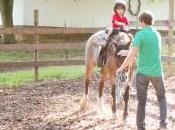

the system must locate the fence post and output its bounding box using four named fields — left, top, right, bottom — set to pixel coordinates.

left=34, top=9, right=39, bottom=82
left=167, top=0, right=174, bottom=76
